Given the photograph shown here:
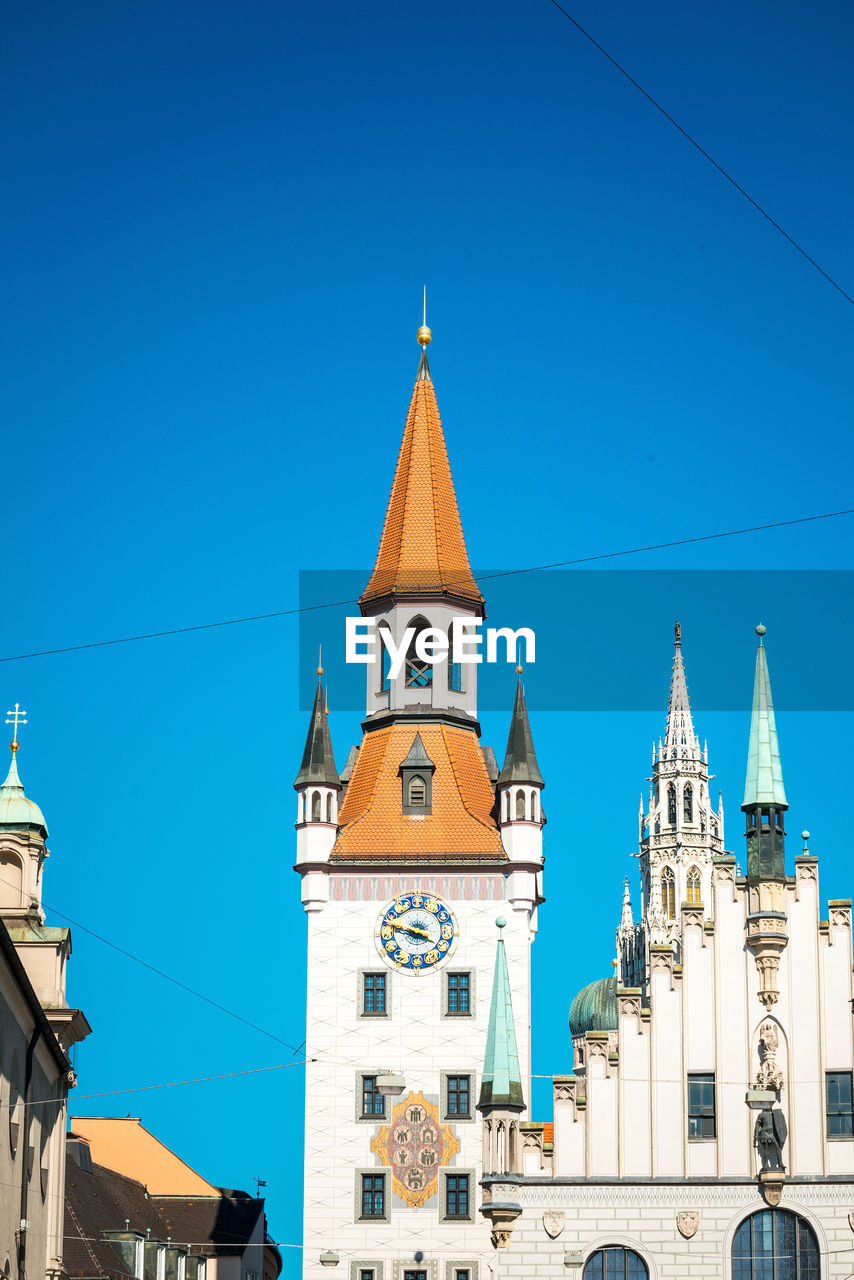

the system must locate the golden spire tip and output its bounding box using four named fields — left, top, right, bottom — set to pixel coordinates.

left=417, top=286, right=432, bottom=347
